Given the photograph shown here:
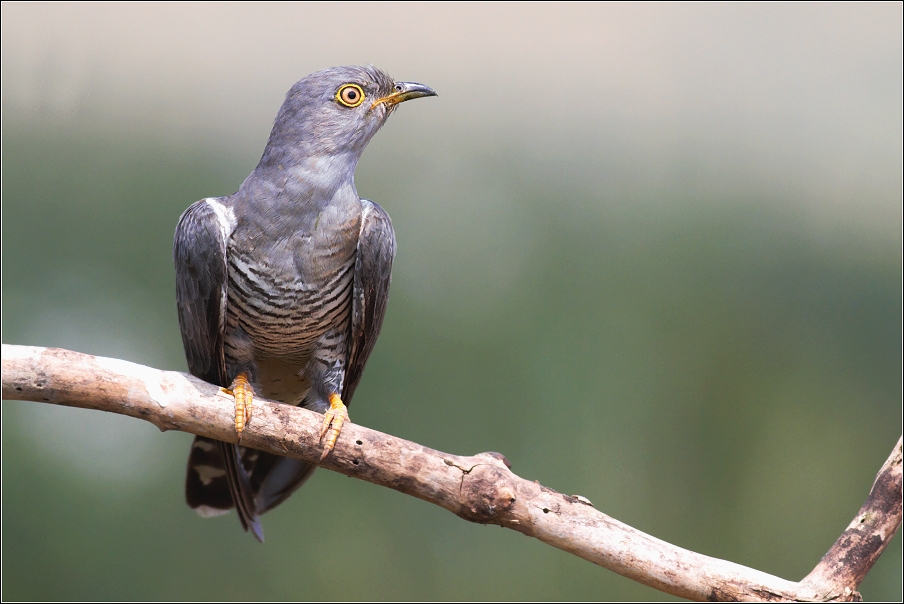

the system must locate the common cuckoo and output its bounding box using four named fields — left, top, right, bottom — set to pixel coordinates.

left=173, top=66, right=435, bottom=541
